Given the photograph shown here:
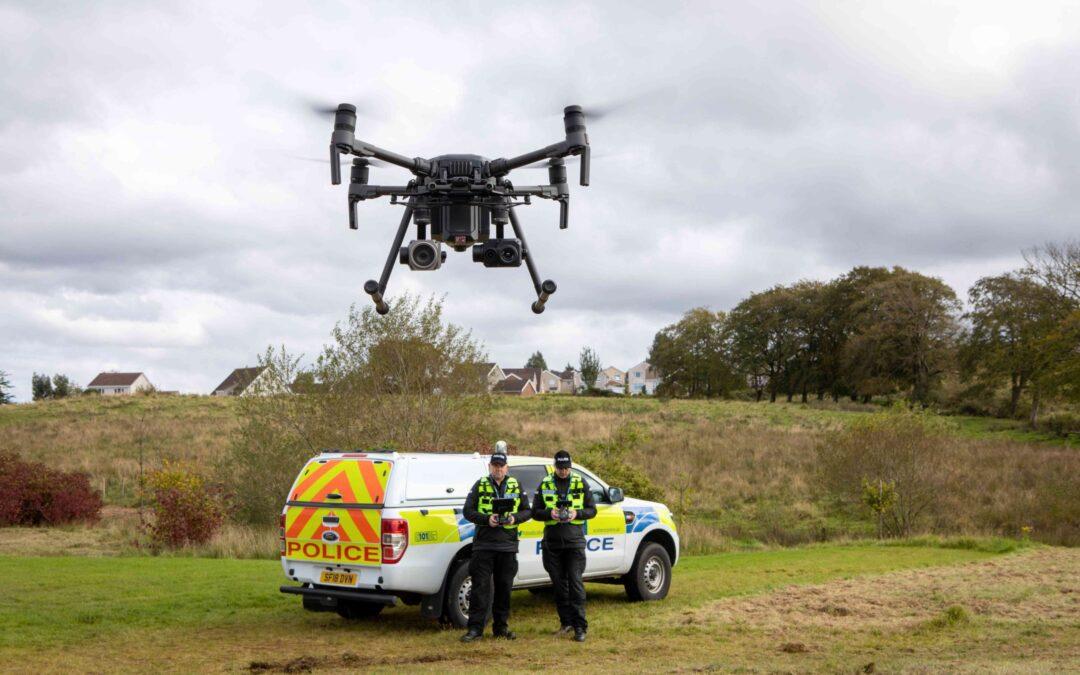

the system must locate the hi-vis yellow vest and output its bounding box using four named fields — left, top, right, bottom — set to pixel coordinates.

left=476, top=476, right=522, bottom=530
left=540, top=473, right=585, bottom=526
